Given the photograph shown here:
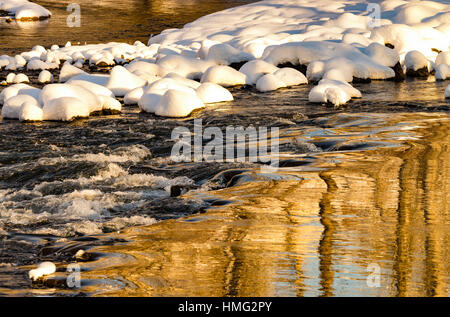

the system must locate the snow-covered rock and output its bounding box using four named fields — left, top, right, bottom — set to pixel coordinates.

left=239, top=60, right=279, bottom=85
left=98, top=95, right=122, bottom=113
left=27, top=59, right=57, bottom=71
left=124, top=87, right=145, bottom=105
left=206, top=43, right=254, bottom=66
left=309, top=79, right=361, bottom=106
left=13, top=73, right=29, bottom=84
left=201, top=65, right=247, bottom=87
left=405, top=50, right=429, bottom=77
left=105, top=66, right=146, bottom=97
left=39, top=83, right=103, bottom=113
left=153, top=89, right=204, bottom=117
left=256, top=74, right=287, bottom=92
left=273, top=68, right=308, bottom=86
left=38, top=70, right=53, bottom=84
left=28, top=262, right=56, bottom=281
left=19, top=101, right=44, bottom=121
left=59, top=63, right=86, bottom=83
left=196, top=83, right=233, bottom=104
left=436, top=64, right=450, bottom=81
left=1, top=94, right=39, bottom=119
left=68, top=79, right=114, bottom=98
left=157, top=55, right=212, bottom=79
left=0, top=0, right=51, bottom=21
left=43, top=97, right=90, bottom=121
left=435, top=52, right=450, bottom=68
left=0, top=83, right=40, bottom=104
